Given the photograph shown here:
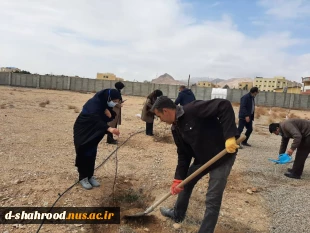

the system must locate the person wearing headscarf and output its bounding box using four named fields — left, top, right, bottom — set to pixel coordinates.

left=106, top=82, right=125, bottom=144
left=73, top=88, right=121, bottom=190
left=141, top=89, right=163, bottom=136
